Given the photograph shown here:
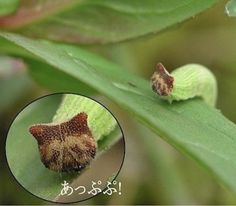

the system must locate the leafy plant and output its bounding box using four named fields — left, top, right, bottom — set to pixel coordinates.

left=2, top=30, right=236, bottom=193
left=1, top=0, right=236, bottom=204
